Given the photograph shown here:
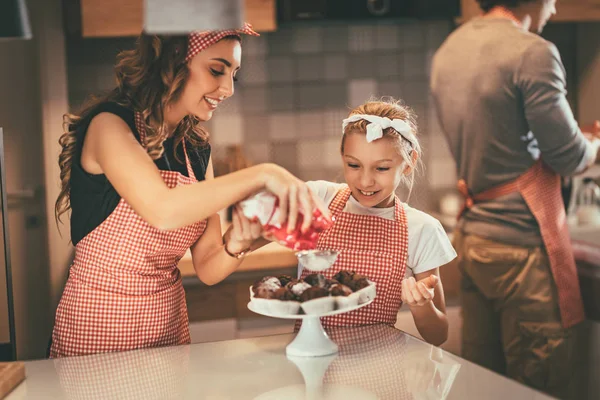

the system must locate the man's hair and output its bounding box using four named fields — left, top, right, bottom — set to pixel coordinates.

left=476, top=0, right=537, bottom=12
